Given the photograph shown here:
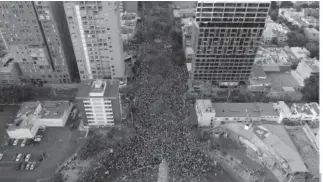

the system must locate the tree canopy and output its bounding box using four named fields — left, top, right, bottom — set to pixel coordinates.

left=302, top=76, right=319, bottom=103
left=305, top=42, right=319, bottom=58
left=287, top=31, right=307, bottom=47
